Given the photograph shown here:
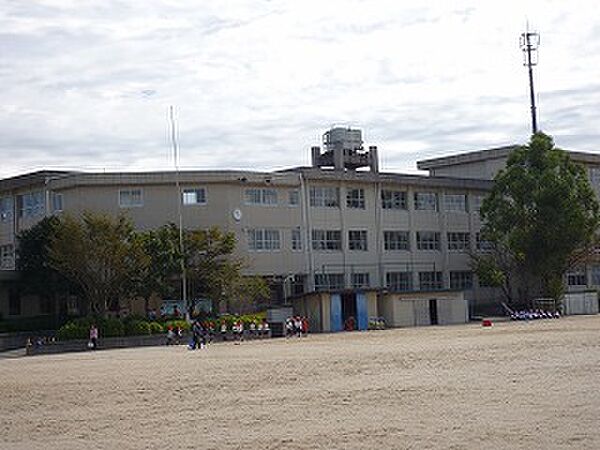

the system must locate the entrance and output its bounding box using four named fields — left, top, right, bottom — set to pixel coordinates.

left=429, top=299, right=438, bottom=325
left=342, top=292, right=357, bottom=330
